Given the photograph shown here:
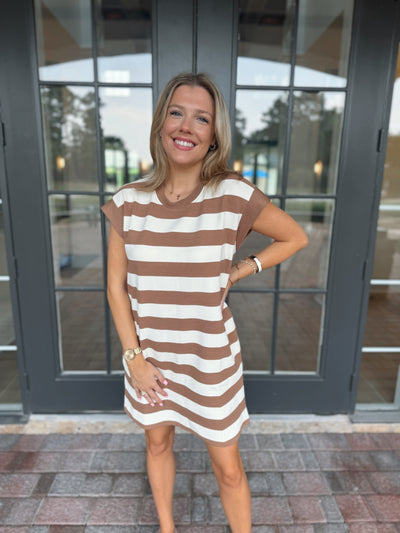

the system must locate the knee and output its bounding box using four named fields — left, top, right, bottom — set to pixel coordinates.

left=146, top=429, right=174, bottom=457
left=214, top=464, right=245, bottom=489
